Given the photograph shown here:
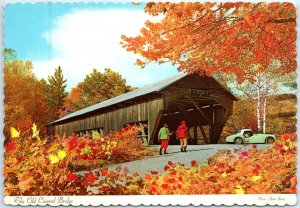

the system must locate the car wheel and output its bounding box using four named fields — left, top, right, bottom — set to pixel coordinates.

left=234, top=137, right=243, bottom=144
left=266, top=137, right=275, bottom=144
